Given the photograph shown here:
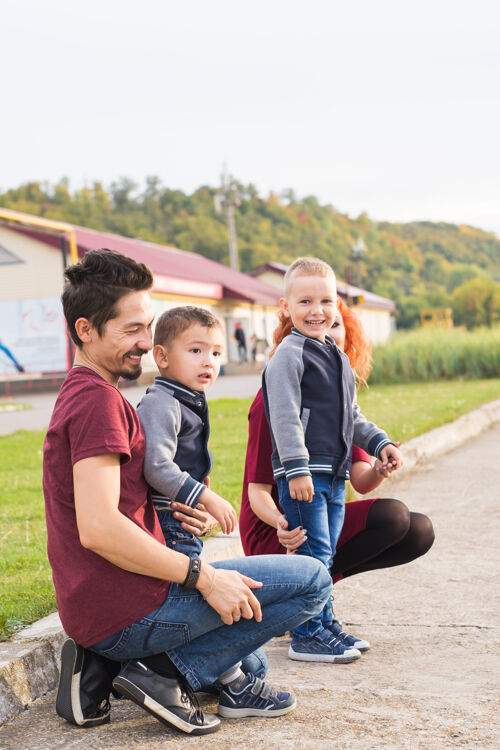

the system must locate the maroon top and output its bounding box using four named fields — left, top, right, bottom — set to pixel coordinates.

left=239, top=389, right=375, bottom=558
left=43, top=367, right=169, bottom=647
